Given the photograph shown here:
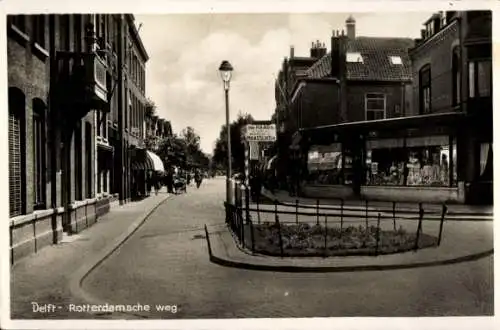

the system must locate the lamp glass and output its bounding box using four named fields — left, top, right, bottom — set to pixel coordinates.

left=220, top=70, right=232, bottom=83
